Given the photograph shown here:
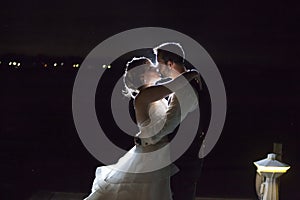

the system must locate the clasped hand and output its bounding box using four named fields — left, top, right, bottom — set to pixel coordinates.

left=134, top=134, right=160, bottom=146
